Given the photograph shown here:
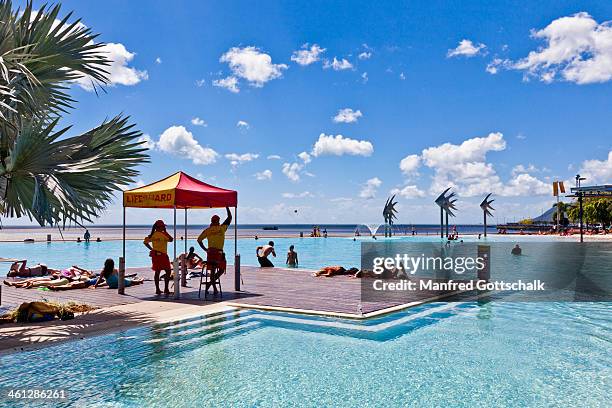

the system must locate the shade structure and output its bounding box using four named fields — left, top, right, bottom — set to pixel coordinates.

left=123, top=171, right=237, bottom=209
left=121, top=172, right=239, bottom=298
